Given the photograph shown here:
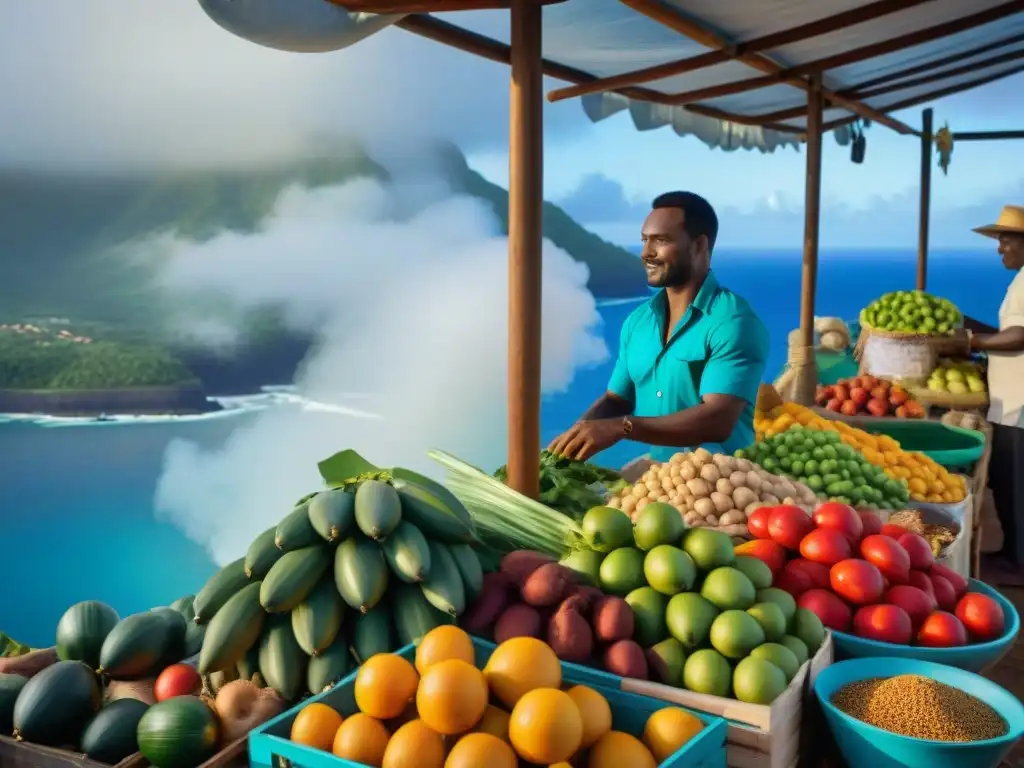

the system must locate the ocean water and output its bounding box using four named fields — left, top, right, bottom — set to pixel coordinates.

left=0, top=248, right=1013, bottom=646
